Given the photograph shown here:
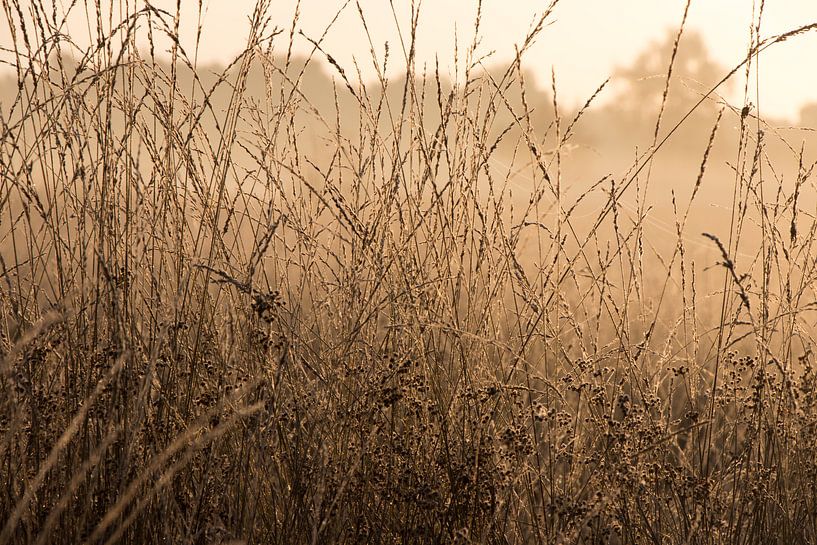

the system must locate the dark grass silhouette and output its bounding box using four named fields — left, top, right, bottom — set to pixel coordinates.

left=2, top=1, right=817, bottom=543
